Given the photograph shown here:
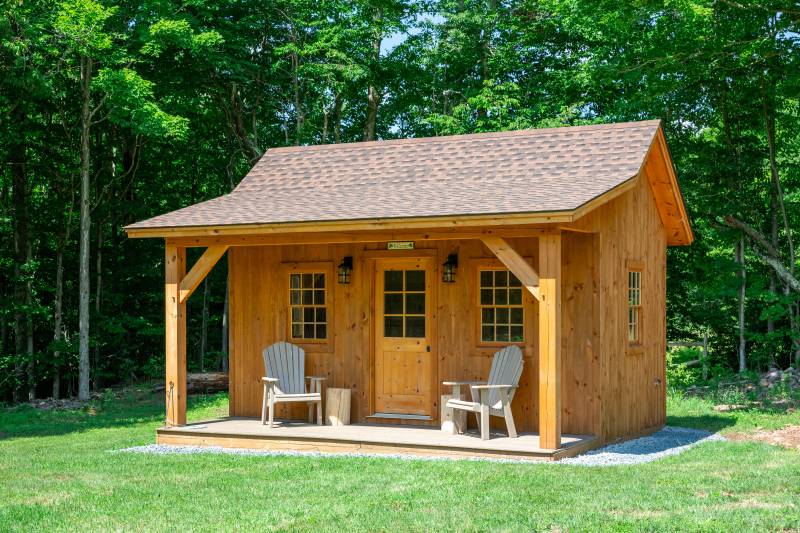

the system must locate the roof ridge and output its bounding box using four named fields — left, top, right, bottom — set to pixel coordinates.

left=263, top=119, right=662, bottom=155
